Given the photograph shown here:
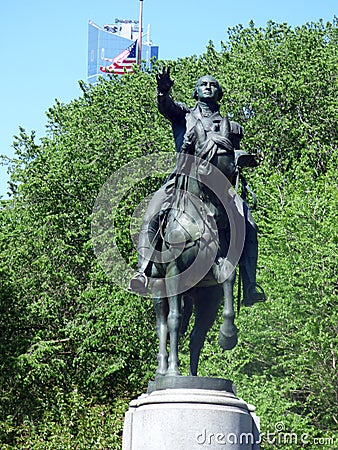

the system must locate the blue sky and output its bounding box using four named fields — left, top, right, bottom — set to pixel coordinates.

left=0, top=0, right=336, bottom=198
